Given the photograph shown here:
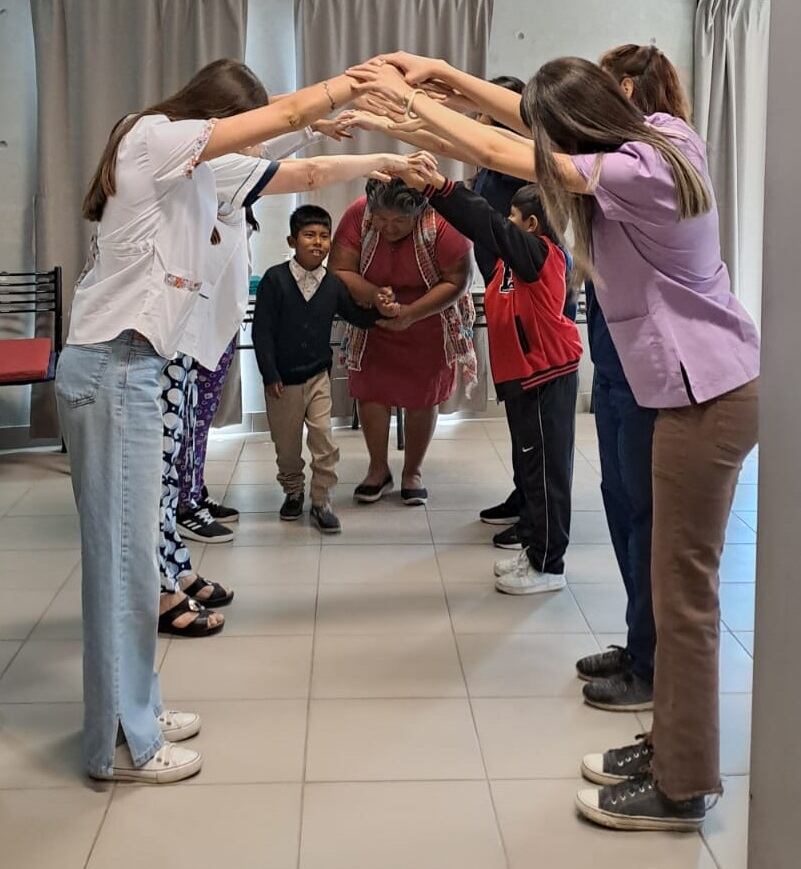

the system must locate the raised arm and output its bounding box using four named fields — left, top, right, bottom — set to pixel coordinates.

left=347, top=62, right=588, bottom=194
left=255, top=152, right=431, bottom=196
left=201, top=74, right=357, bottom=161
left=380, top=52, right=528, bottom=135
